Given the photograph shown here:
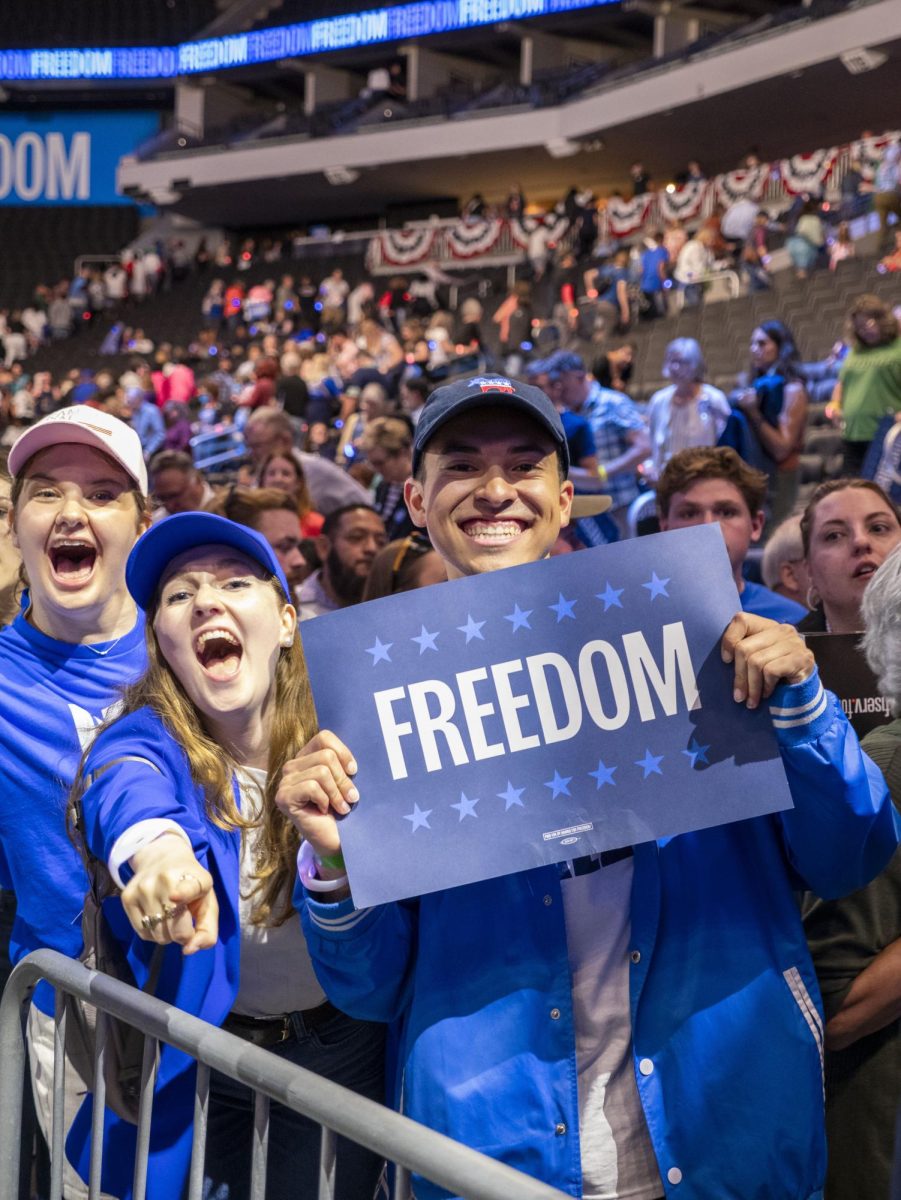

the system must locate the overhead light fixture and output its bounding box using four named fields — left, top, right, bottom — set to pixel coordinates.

left=147, top=187, right=181, bottom=205
left=545, top=138, right=581, bottom=159
left=324, top=166, right=360, bottom=185
left=840, top=47, right=887, bottom=74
